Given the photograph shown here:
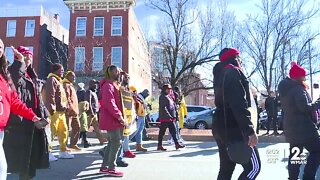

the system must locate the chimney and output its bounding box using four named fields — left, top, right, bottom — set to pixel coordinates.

left=54, top=14, right=60, bottom=23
